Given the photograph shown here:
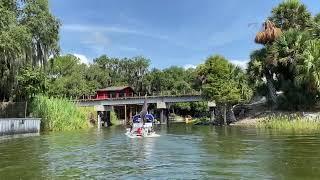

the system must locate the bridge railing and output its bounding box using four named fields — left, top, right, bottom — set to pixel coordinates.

left=76, top=89, right=202, bottom=101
